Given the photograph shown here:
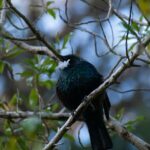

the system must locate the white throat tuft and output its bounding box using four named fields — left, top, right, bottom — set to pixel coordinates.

left=57, top=59, right=70, bottom=70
